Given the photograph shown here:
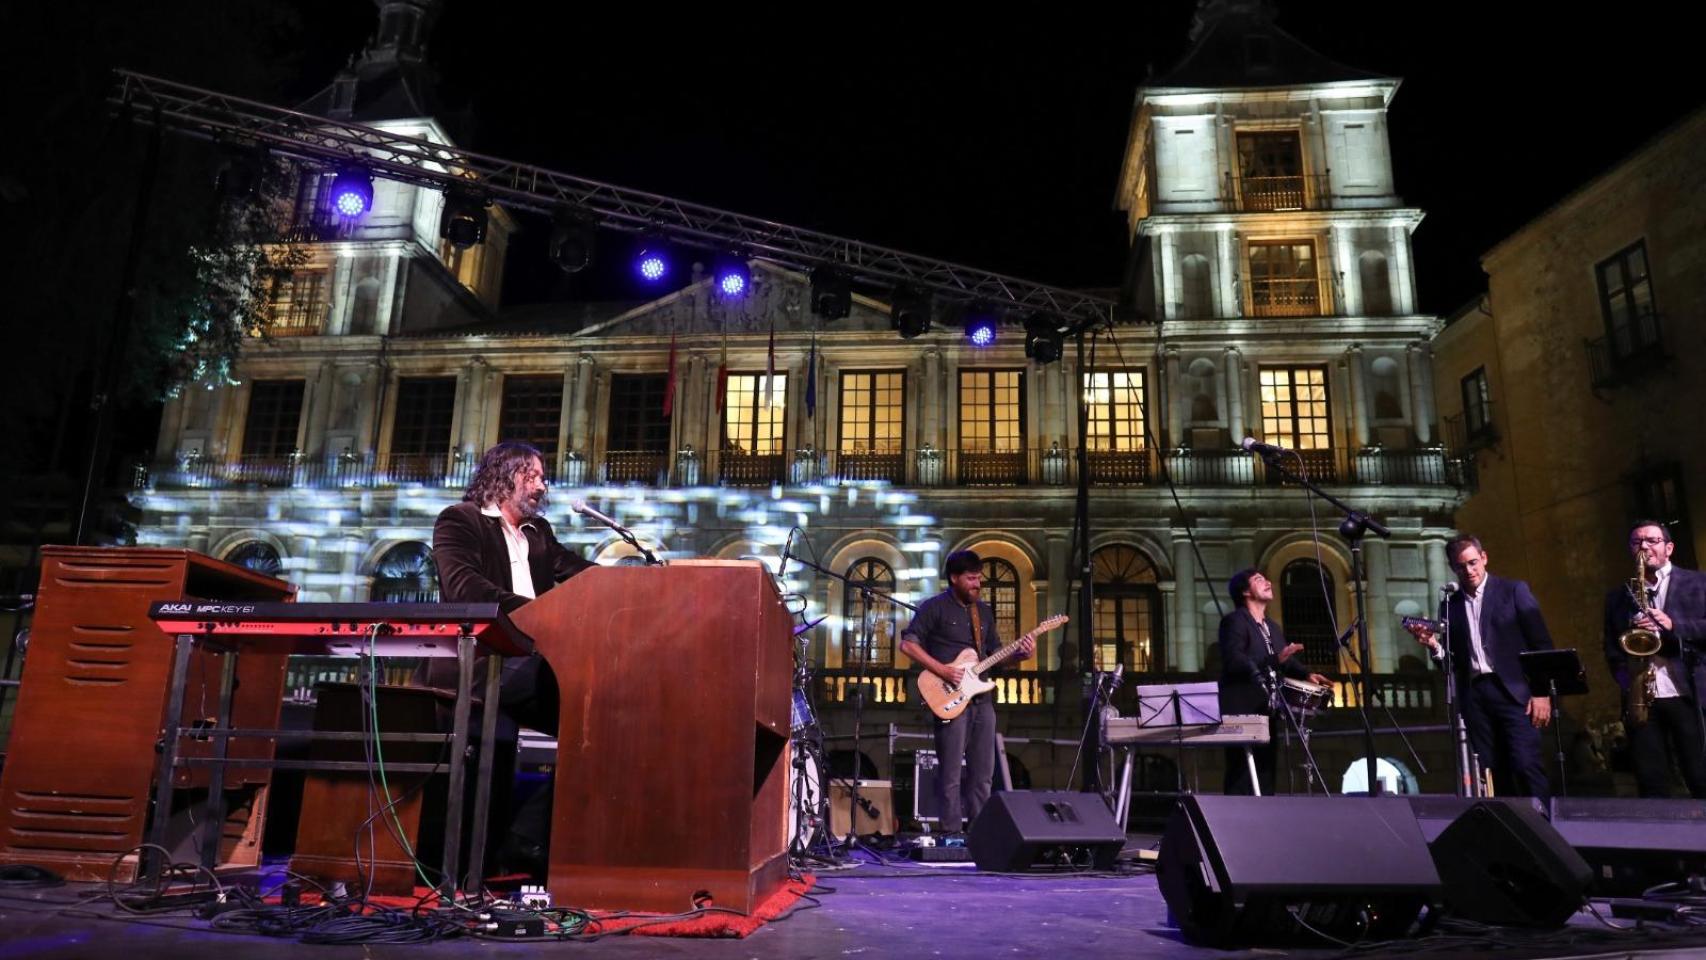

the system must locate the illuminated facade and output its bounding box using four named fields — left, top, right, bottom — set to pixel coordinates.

left=133, top=2, right=1469, bottom=799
